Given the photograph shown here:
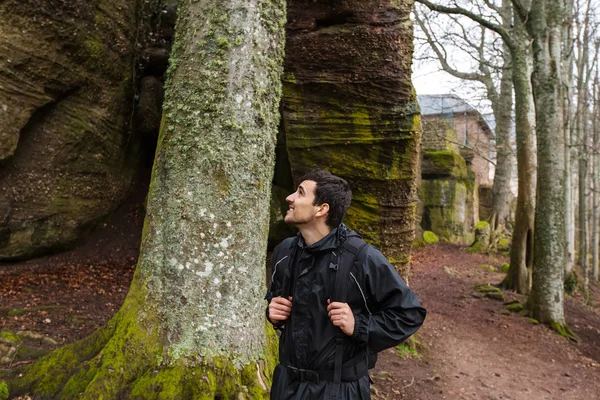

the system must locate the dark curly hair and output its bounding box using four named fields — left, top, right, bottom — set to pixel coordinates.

left=298, top=170, right=352, bottom=228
